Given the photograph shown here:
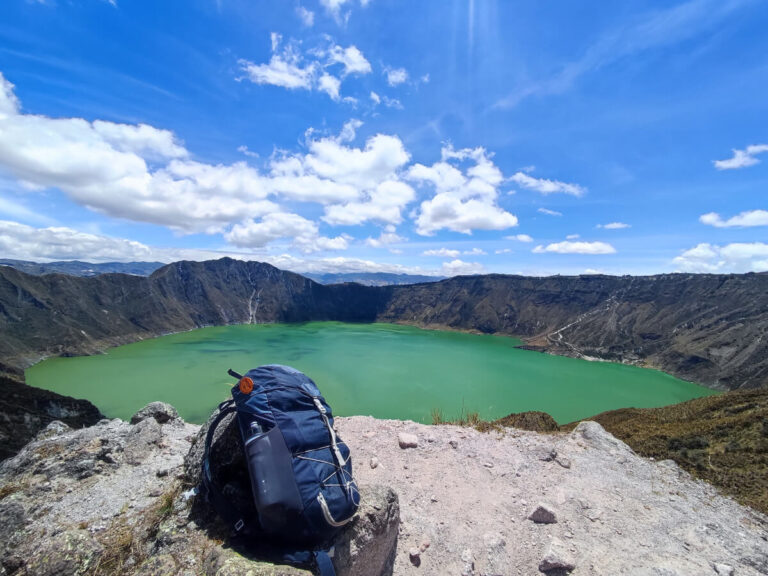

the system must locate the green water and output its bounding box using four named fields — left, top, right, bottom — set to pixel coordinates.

left=26, top=322, right=718, bottom=424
